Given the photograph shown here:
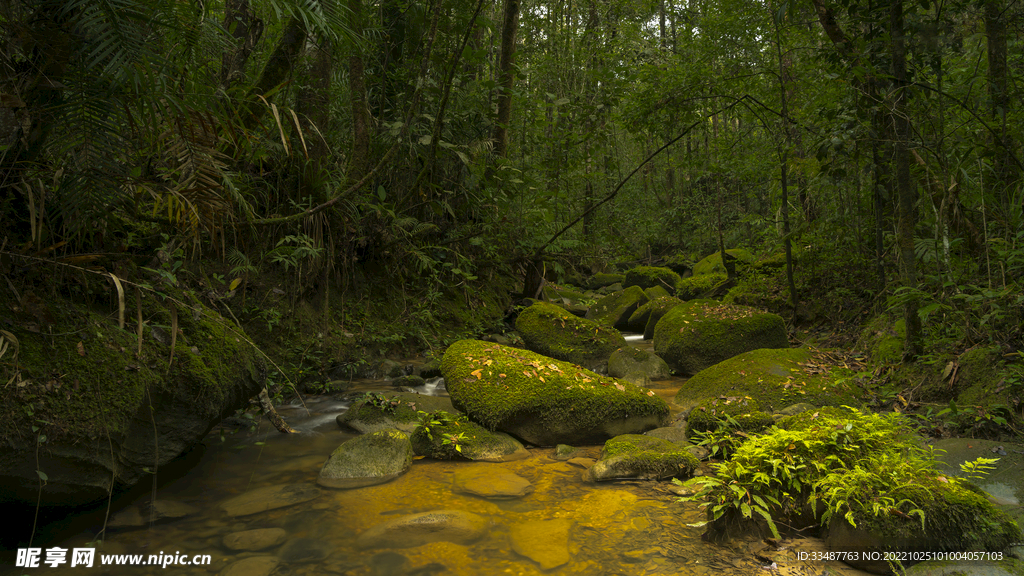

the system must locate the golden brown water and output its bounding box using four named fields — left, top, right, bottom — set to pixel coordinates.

left=14, top=371, right=874, bottom=576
